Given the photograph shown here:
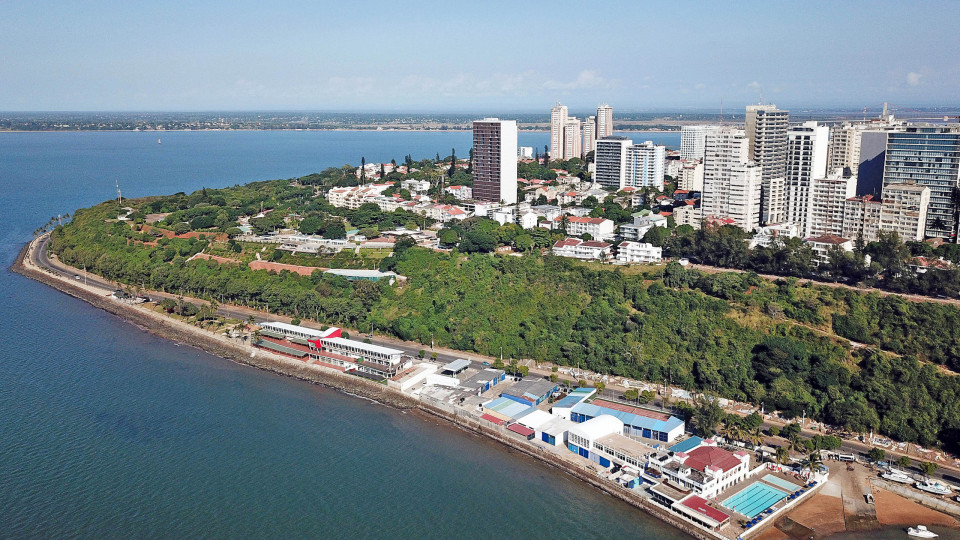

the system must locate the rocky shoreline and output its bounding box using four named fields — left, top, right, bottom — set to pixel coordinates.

left=12, top=237, right=720, bottom=540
